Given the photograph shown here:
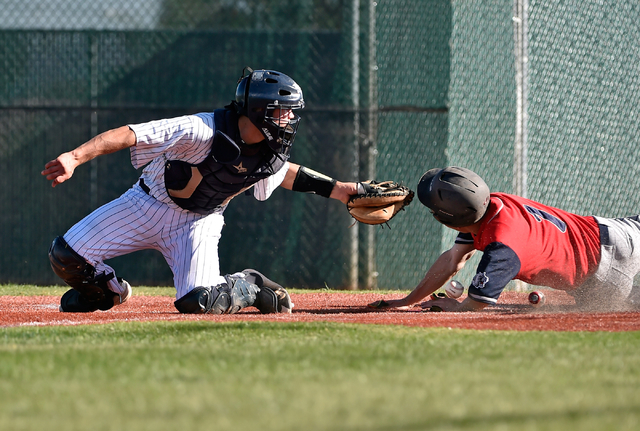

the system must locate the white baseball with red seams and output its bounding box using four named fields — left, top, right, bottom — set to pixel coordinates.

left=528, top=291, right=546, bottom=306
left=445, top=280, right=464, bottom=298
